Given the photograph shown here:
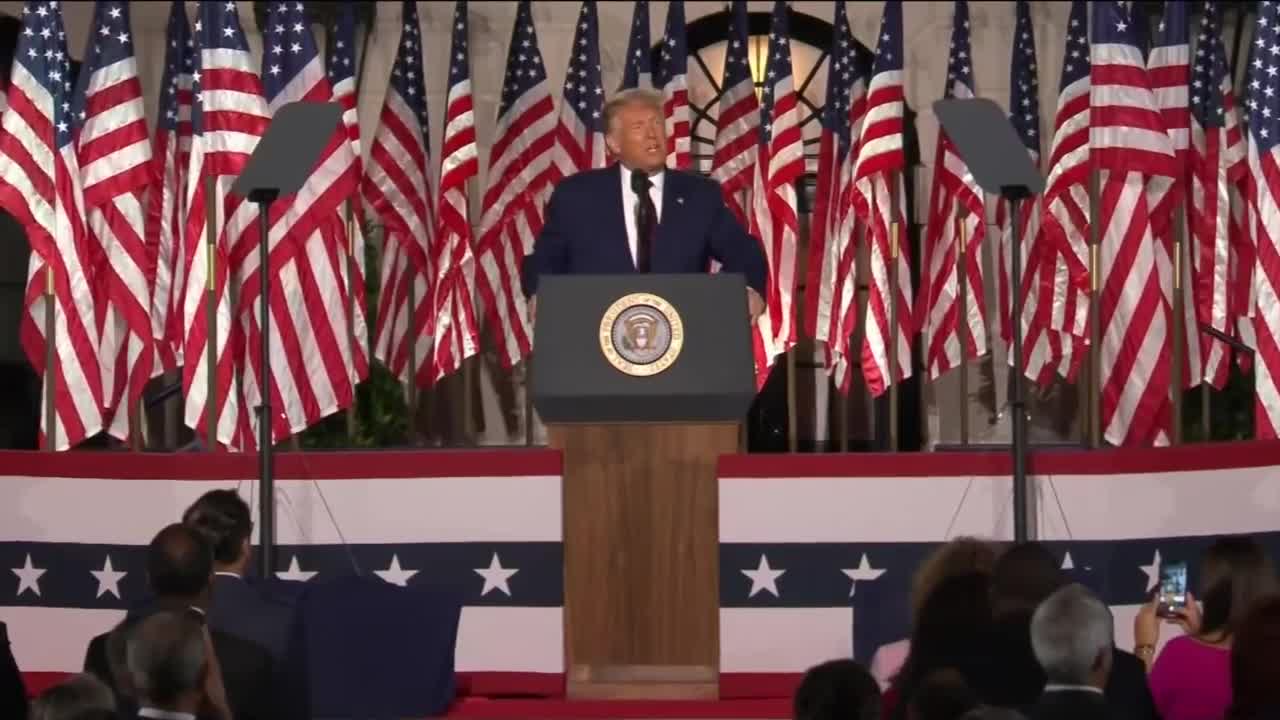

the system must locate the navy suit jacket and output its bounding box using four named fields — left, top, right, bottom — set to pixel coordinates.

left=208, top=574, right=295, bottom=661
left=521, top=164, right=768, bottom=297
